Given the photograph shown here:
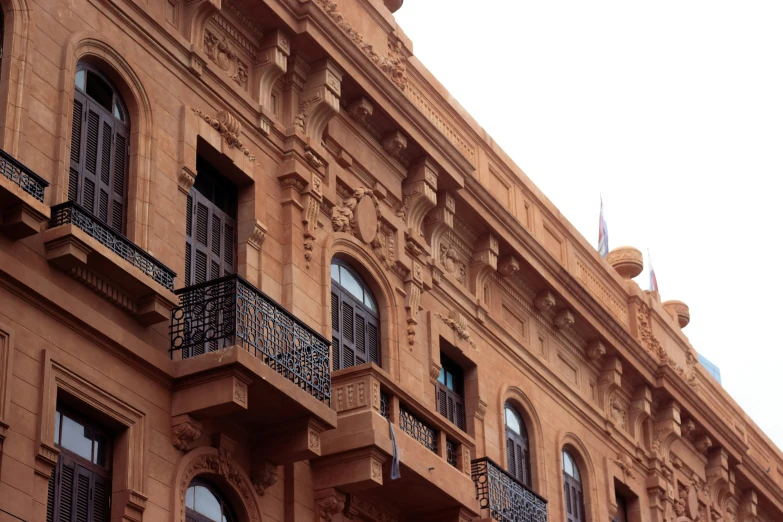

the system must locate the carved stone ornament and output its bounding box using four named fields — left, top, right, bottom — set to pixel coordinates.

left=554, top=308, right=575, bottom=329
left=436, top=310, right=476, bottom=349
left=498, top=255, right=520, bottom=277
left=681, top=418, right=697, bottom=442
left=347, top=97, right=374, bottom=124
left=663, top=300, right=691, bottom=328
left=178, top=167, right=196, bottom=195
left=438, top=242, right=466, bottom=285
left=331, top=186, right=392, bottom=269
left=251, top=461, right=278, bottom=496
left=313, top=0, right=408, bottom=90
left=534, top=290, right=556, bottom=313
left=204, top=28, right=249, bottom=89
left=172, top=420, right=202, bottom=452
left=382, top=130, right=407, bottom=159
left=192, top=108, right=259, bottom=165
left=316, top=495, right=345, bottom=522
left=614, top=452, right=636, bottom=480
left=295, top=60, right=343, bottom=141
left=694, top=435, right=713, bottom=455
left=586, top=340, right=606, bottom=361
left=246, top=220, right=268, bottom=251
left=398, top=158, right=437, bottom=235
